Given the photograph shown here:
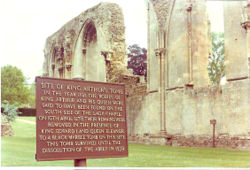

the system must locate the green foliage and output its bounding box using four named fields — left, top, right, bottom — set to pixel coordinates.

left=127, top=44, right=147, bottom=79
left=27, top=83, right=36, bottom=108
left=208, top=32, right=225, bottom=86
left=1, top=65, right=30, bottom=106
left=1, top=100, right=21, bottom=122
